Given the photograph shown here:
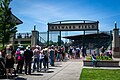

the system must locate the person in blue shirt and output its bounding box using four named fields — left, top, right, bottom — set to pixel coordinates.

left=92, top=51, right=97, bottom=67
